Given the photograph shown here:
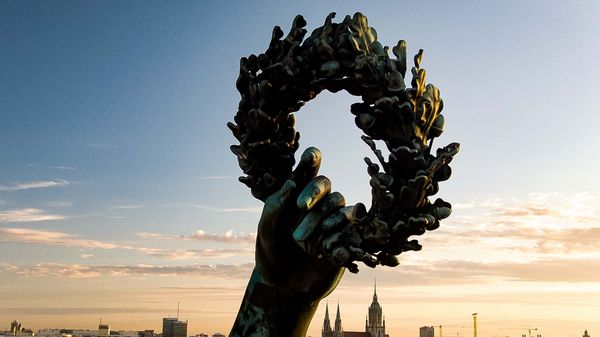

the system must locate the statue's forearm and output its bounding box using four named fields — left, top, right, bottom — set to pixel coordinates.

left=229, top=268, right=319, bottom=337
